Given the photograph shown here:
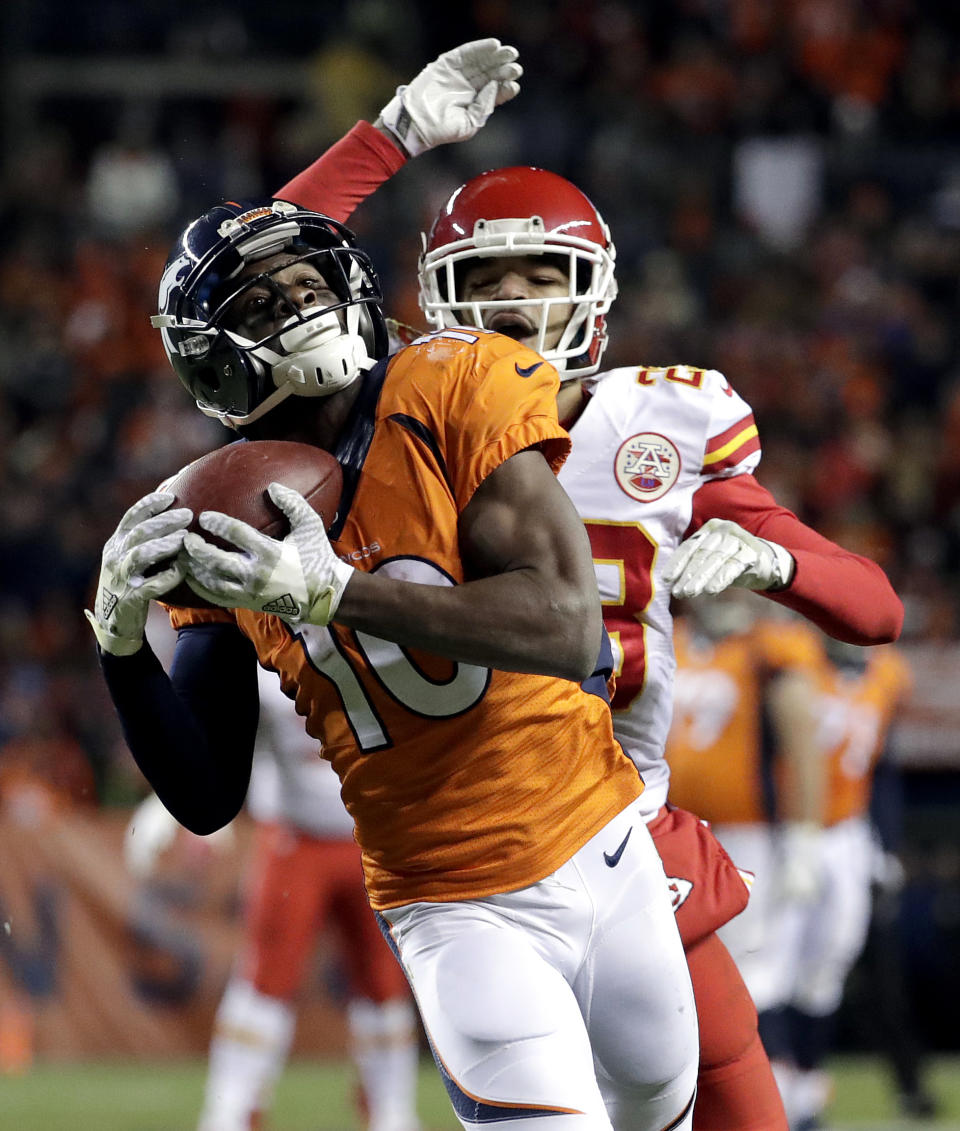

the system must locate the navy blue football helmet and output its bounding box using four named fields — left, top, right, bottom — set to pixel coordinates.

left=152, top=199, right=388, bottom=427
